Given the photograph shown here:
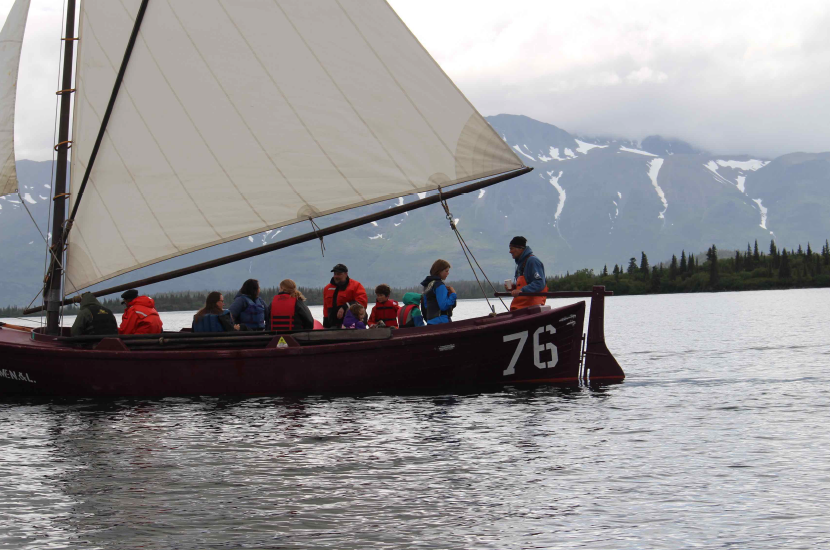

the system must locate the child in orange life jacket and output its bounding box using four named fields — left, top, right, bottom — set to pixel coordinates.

left=342, top=303, right=368, bottom=329
left=368, top=284, right=400, bottom=328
